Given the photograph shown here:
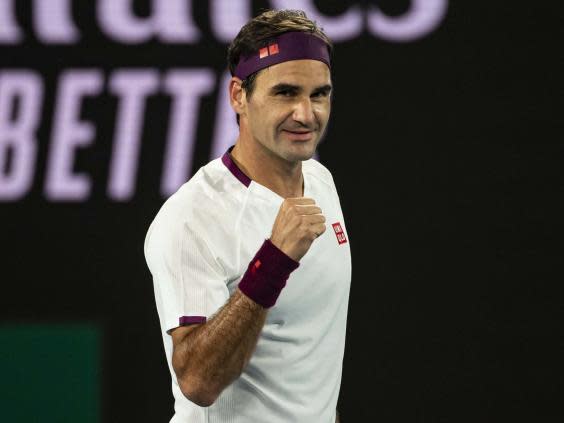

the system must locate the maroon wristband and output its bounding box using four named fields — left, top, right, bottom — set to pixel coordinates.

left=238, top=239, right=300, bottom=308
